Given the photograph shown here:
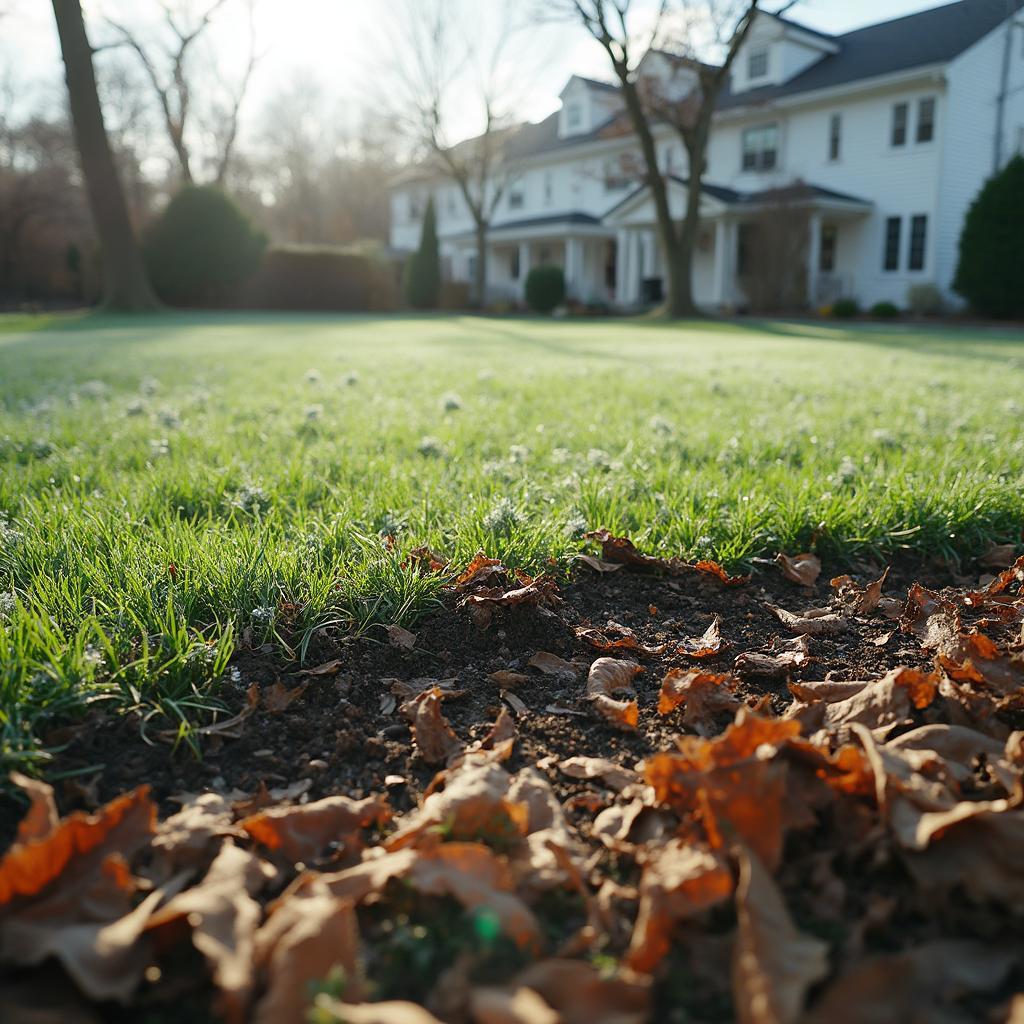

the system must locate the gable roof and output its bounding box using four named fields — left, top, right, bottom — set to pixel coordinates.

left=720, top=0, right=1021, bottom=110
